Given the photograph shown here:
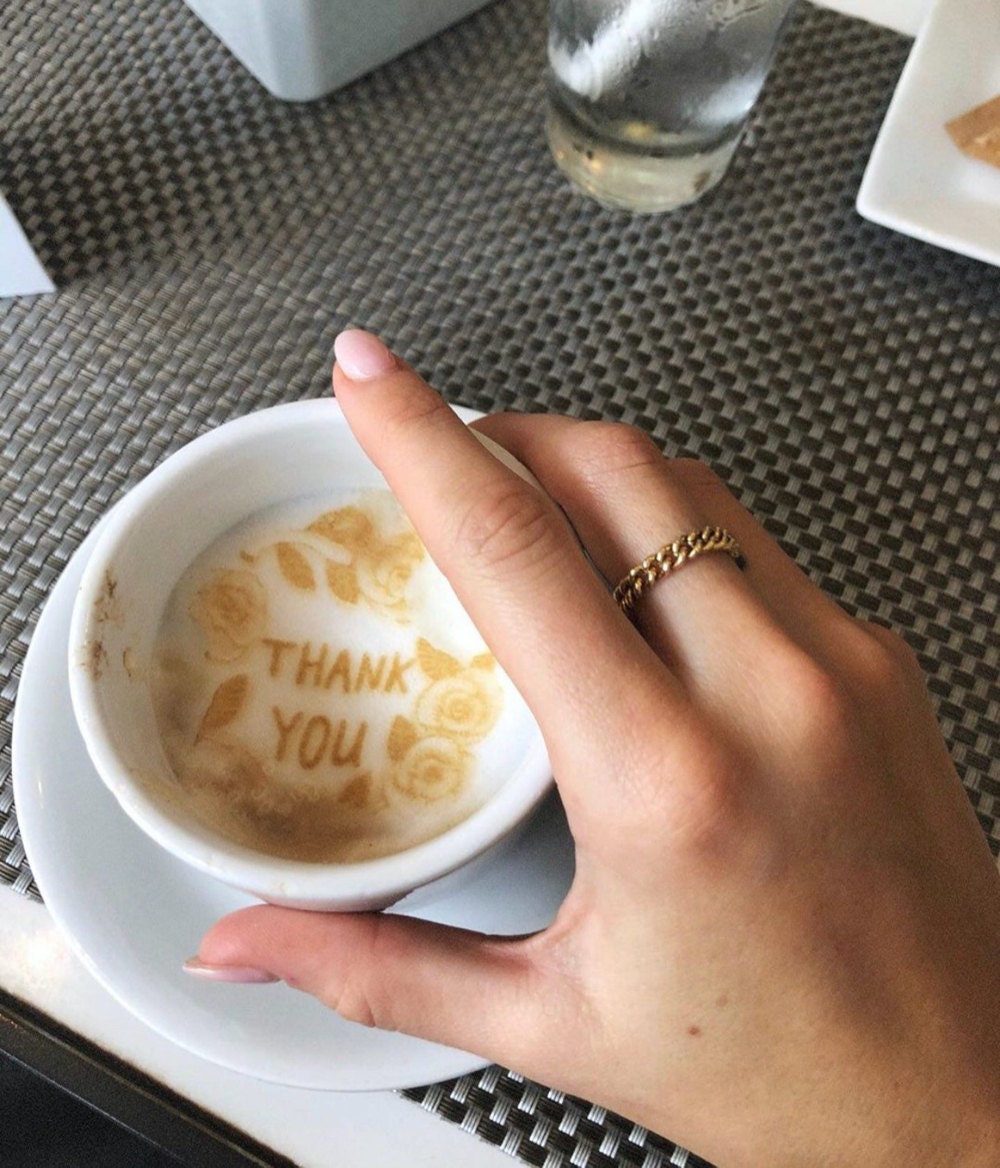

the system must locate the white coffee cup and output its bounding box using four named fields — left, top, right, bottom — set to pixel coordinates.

left=68, top=399, right=551, bottom=911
